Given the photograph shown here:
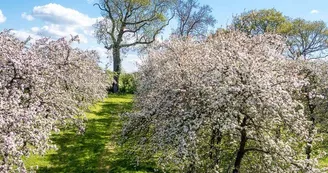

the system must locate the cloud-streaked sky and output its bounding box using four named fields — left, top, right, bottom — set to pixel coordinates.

left=0, top=0, right=327, bottom=72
